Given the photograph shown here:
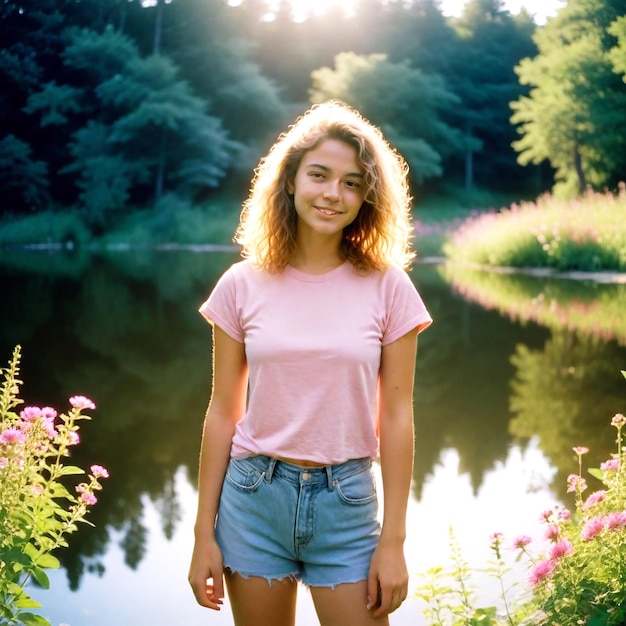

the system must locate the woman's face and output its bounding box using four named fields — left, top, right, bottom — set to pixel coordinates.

left=288, top=138, right=365, bottom=243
